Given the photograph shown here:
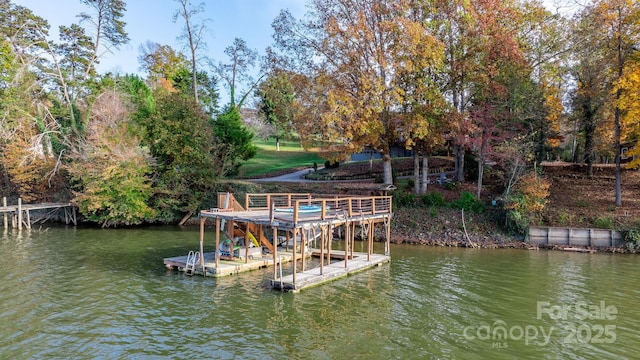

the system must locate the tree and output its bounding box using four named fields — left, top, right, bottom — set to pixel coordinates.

left=214, top=37, right=260, bottom=108
left=137, top=42, right=219, bottom=113
left=212, top=106, right=258, bottom=176
left=613, top=58, right=640, bottom=169
left=78, top=0, right=129, bottom=80
left=573, top=0, right=640, bottom=205
left=67, top=90, right=155, bottom=227
left=137, top=41, right=189, bottom=86
left=56, top=24, right=95, bottom=103
left=255, top=70, right=298, bottom=150
left=273, top=0, right=443, bottom=185
left=141, top=90, right=218, bottom=223
left=173, top=0, right=208, bottom=104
